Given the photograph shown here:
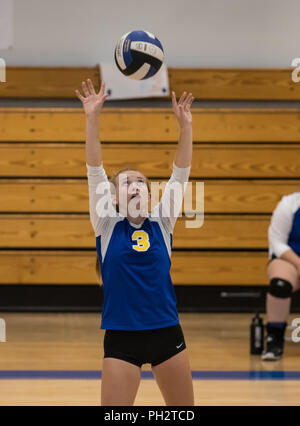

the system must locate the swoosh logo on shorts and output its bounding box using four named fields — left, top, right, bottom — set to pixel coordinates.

left=176, top=342, right=184, bottom=349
